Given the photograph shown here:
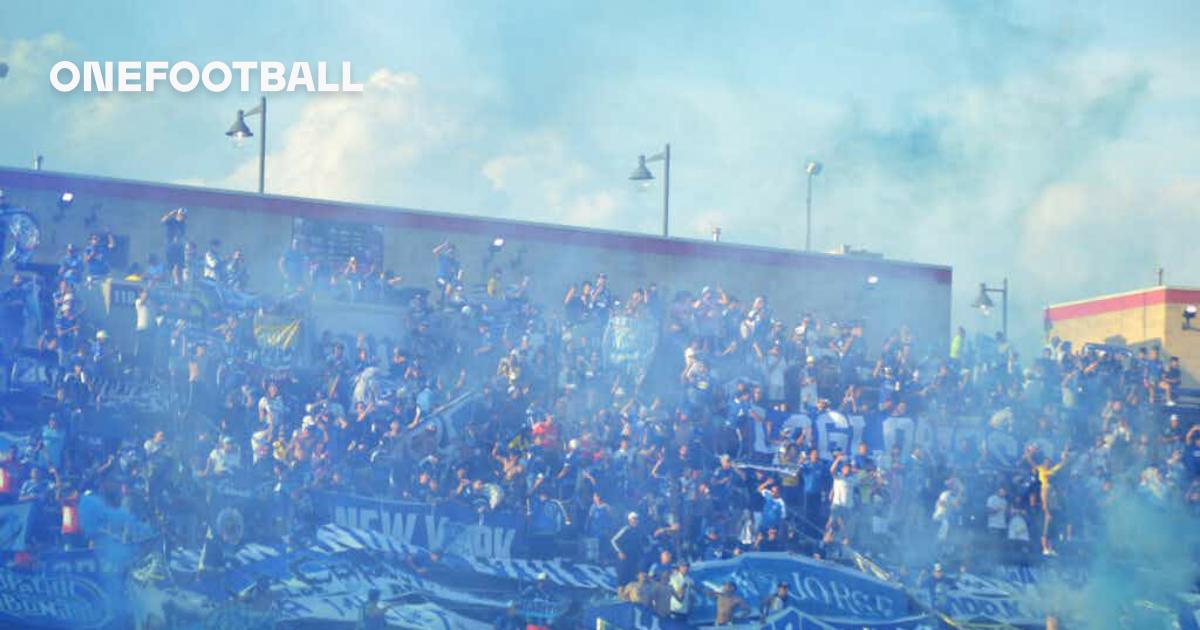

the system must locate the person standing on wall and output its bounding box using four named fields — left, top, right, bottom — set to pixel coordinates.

left=161, top=207, right=187, bottom=285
